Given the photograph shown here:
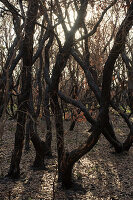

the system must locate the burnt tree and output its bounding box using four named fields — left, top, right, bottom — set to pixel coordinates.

left=8, top=0, right=38, bottom=178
